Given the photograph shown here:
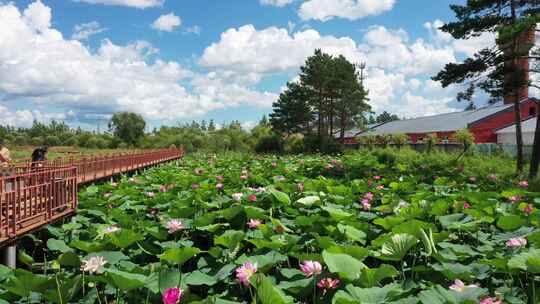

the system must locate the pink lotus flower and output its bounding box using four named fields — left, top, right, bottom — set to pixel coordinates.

left=216, top=175, right=224, bottom=181
left=146, top=192, right=155, bottom=198
left=300, top=260, right=322, bottom=277
left=247, top=219, right=262, bottom=229
left=297, top=182, right=305, bottom=192
left=373, top=175, right=382, bottom=180
left=362, top=199, right=371, bottom=211
left=364, top=192, right=374, bottom=201
left=159, top=185, right=168, bottom=193
left=449, top=279, right=478, bottom=292
left=165, top=219, right=184, bottom=234
left=240, top=175, right=248, bottom=180
left=317, top=278, right=340, bottom=290
left=463, top=202, right=471, bottom=209
left=524, top=204, right=534, bottom=215
left=162, top=287, right=182, bottom=304
left=248, top=194, right=257, bottom=202
left=506, top=237, right=527, bottom=248
left=232, top=193, right=243, bottom=201
left=518, top=180, right=529, bottom=188
left=191, top=183, right=200, bottom=190
left=271, top=162, right=277, bottom=168
left=236, top=262, right=257, bottom=286
left=480, top=297, right=502, bottom=304
left=487, top=174, right=498, bottom=182
left=509, top=195, right=522, bottom=203
left=216, top=183, right=224, bottom=190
